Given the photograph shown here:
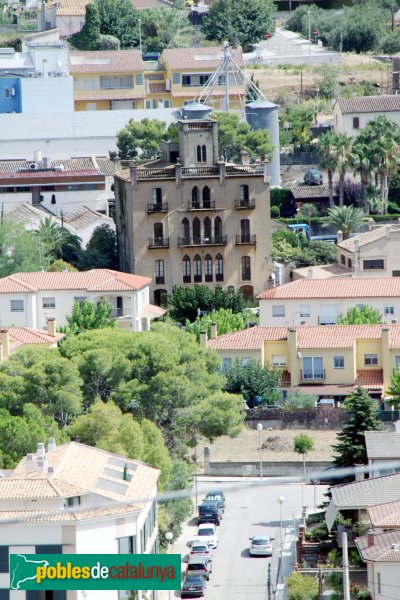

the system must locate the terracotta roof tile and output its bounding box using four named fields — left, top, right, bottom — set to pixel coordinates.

left=69, top=50, right=144, bottom=73
left=74, top=90, right=145, bottom=101
left=291, top=185, right=337, bottom=200
left=354, top=369, right=383, bottom=389
left=292, top=264, right=350, bottom=279
left=337, top=95, right=400, bottom=114
left=63, top=206, right=114, bottom=230
left=162, top=46, right=243, bottom=70
left=142, top=303, right=166, bottom=316
left=339, top=225, right=400, bottom=252
left=356, top=529, right=400, bottom=563
left=5, top=327, right=65, bottom=346
left=207, top=326, right=287, bottom=350
left=368, top=500, right=400, bottom=528
left=331, top=473, right=400, bottom=509
left=0, top=170, right=102, bottom=181
left=0, top=479, right=86, bottom=499
left=257, top=278, right=400, bottom=300
left=0, top=269, right=151, bottom=293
